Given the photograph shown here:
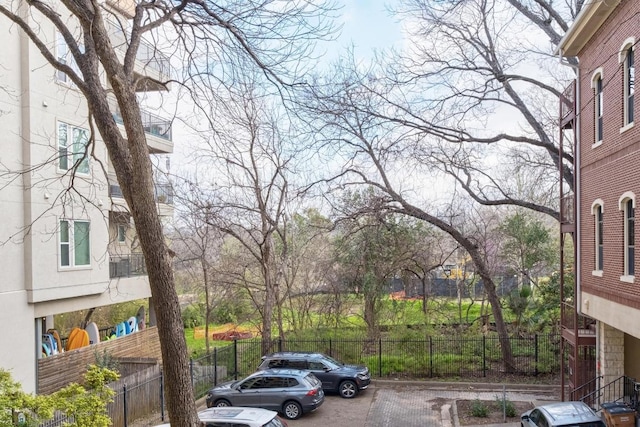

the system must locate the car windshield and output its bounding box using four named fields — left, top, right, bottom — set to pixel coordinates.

left=322, top=355, right=343, bottom=368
